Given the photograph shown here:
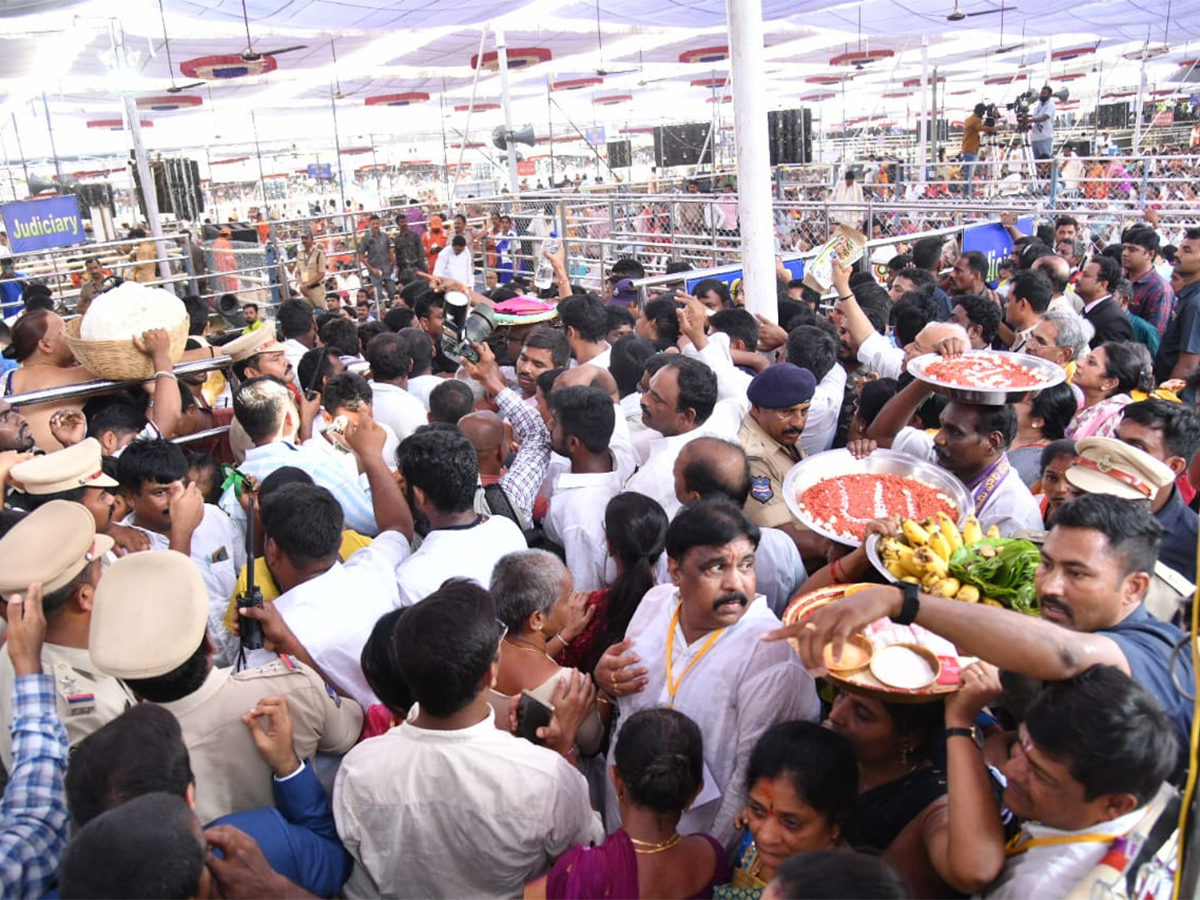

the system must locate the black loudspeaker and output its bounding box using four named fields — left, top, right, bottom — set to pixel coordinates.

left=1097, top=102, right=1130, bottom=130
left=653, top=123, right=713, bottom=168
left=923, top=119, right=950, bottom=142
left=607, top=139, right=632, bottom=169
left=131, top=157, right=204, bottom=222
left=72, top=183, right=114, bottom=220
left=767, top=108, right=812, bottom=165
